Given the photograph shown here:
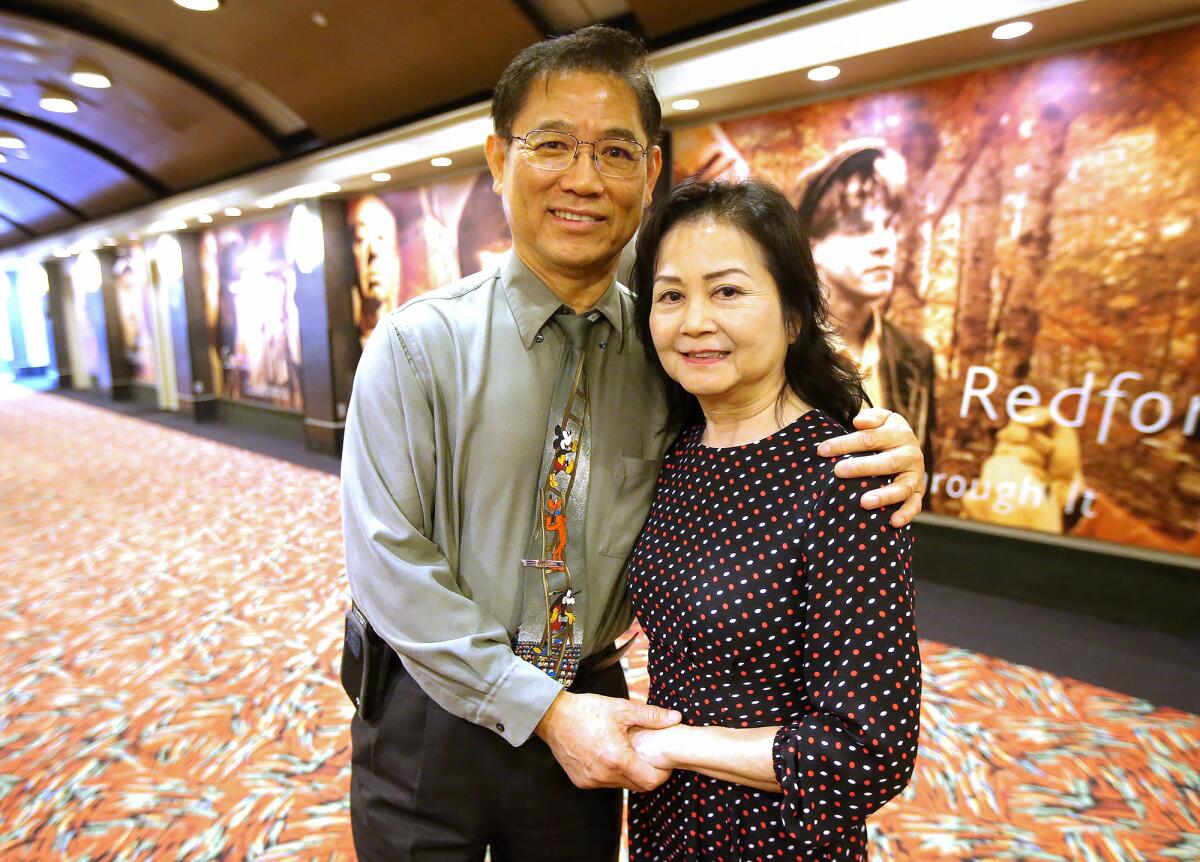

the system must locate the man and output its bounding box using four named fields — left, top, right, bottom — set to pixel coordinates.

left=349, top=194, right=402, bottom=346
left=797, top=141, right=937, bottom=469
left=341, top=26, right=926, bottom=861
